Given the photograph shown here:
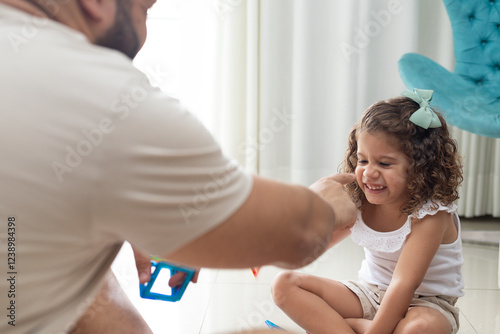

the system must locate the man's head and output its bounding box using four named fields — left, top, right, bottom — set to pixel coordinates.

left=81, top=0, right=157, bottom=59
left=13, top=0, right=157, bottom=59
left=94, top=0, right=139, bottom=59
